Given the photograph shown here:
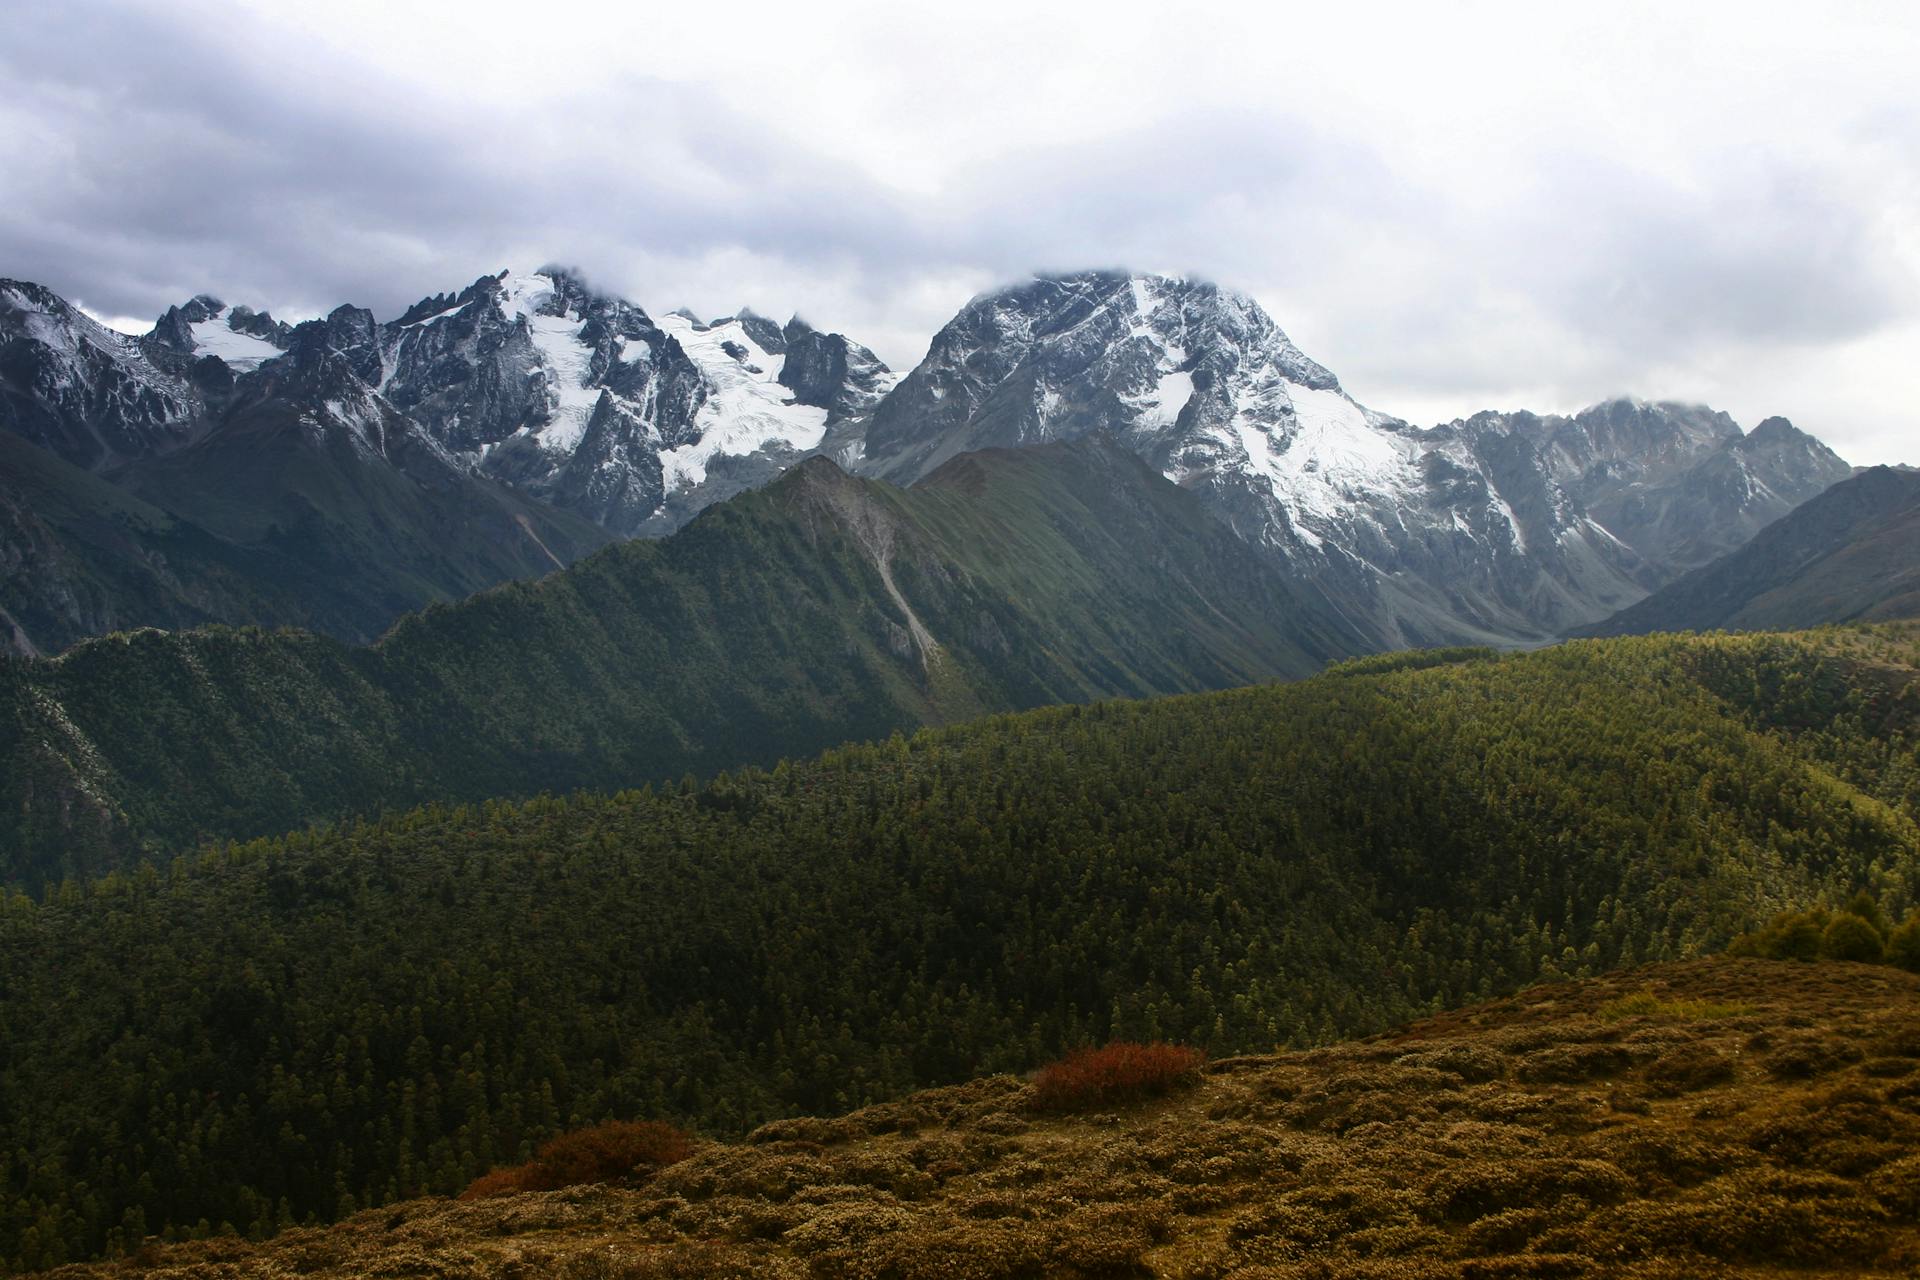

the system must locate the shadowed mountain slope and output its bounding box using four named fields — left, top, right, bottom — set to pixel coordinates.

left=0, top=436, right=1360, bottom=884
left=1582, top=466, right=1920, bottom=637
